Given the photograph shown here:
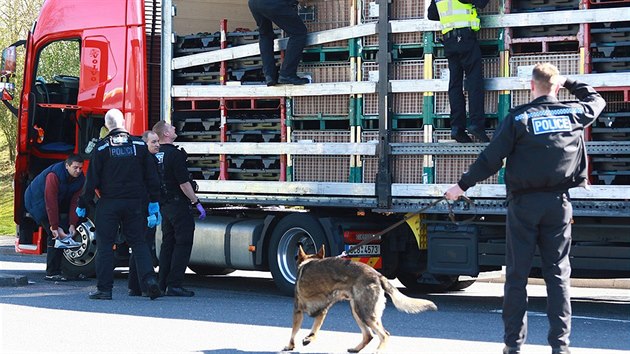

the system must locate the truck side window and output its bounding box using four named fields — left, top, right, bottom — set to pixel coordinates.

left=31, top=40, right=80, bottom=154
